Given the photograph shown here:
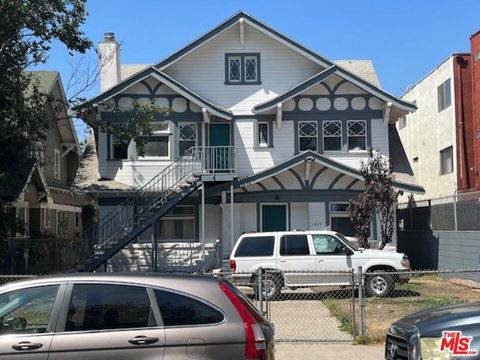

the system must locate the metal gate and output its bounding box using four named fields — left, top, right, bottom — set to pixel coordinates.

left=237, top=269, right=358, bottom=343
